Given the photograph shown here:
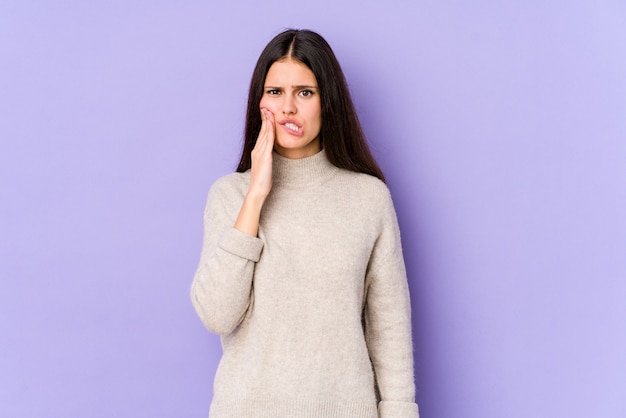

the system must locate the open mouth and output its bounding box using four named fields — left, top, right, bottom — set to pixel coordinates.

left=279, top=120, right=303, bottom=136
